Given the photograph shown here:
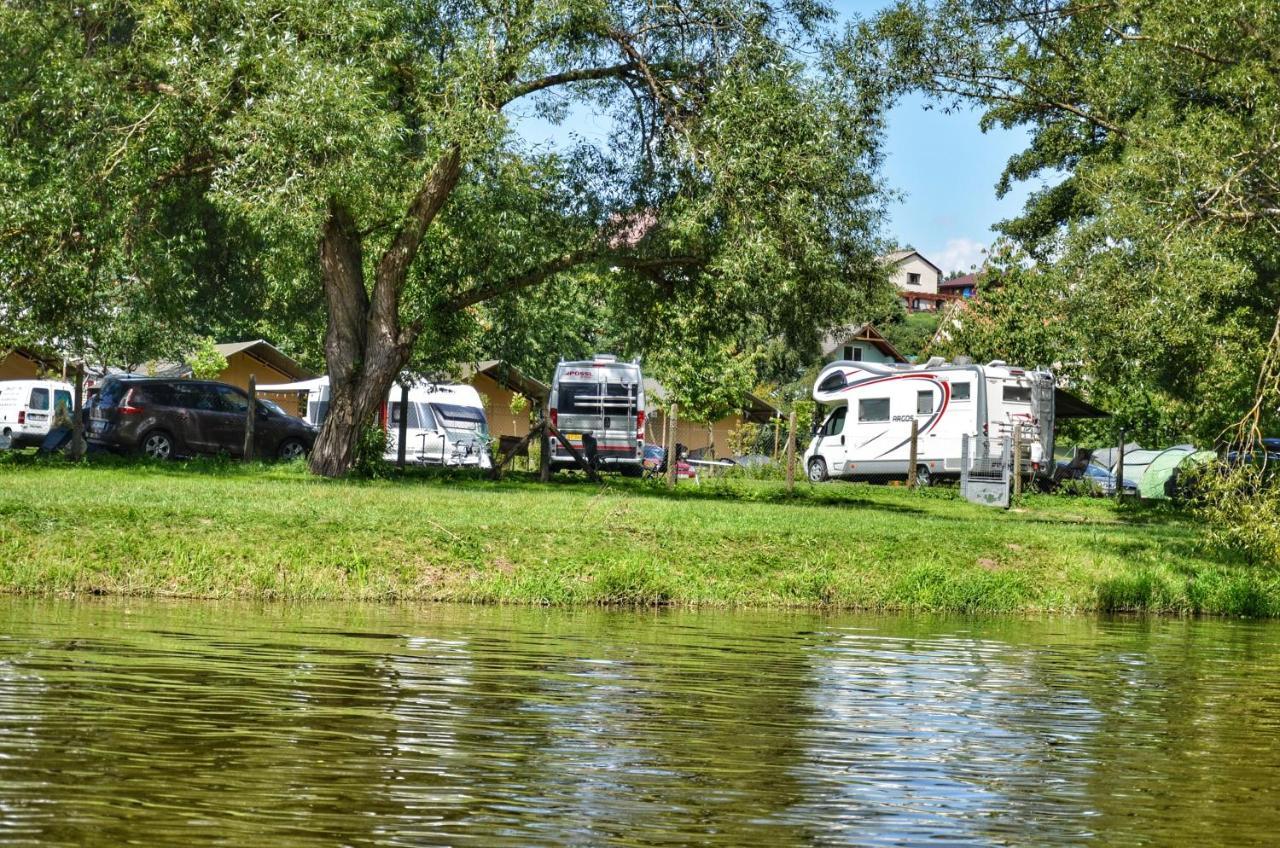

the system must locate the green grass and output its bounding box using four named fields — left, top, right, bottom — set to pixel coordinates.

left=1, top=454, right=1276, bottom=615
